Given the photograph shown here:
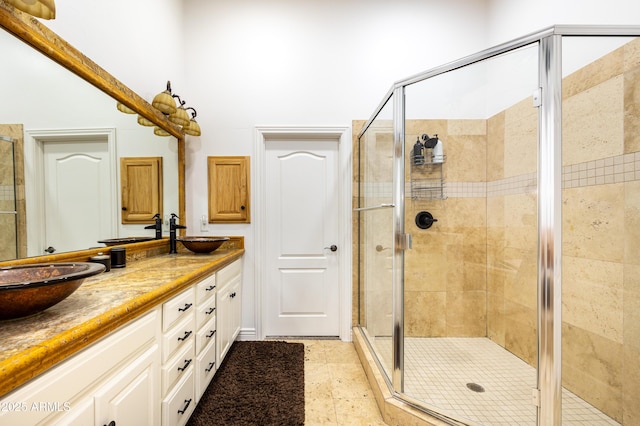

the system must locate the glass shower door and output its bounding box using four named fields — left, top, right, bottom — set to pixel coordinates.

left=559, top=35, right=638, bottom=426
left=400, top=43, right=540, bottom=425
left=357, top=94, right=396, bottom=378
